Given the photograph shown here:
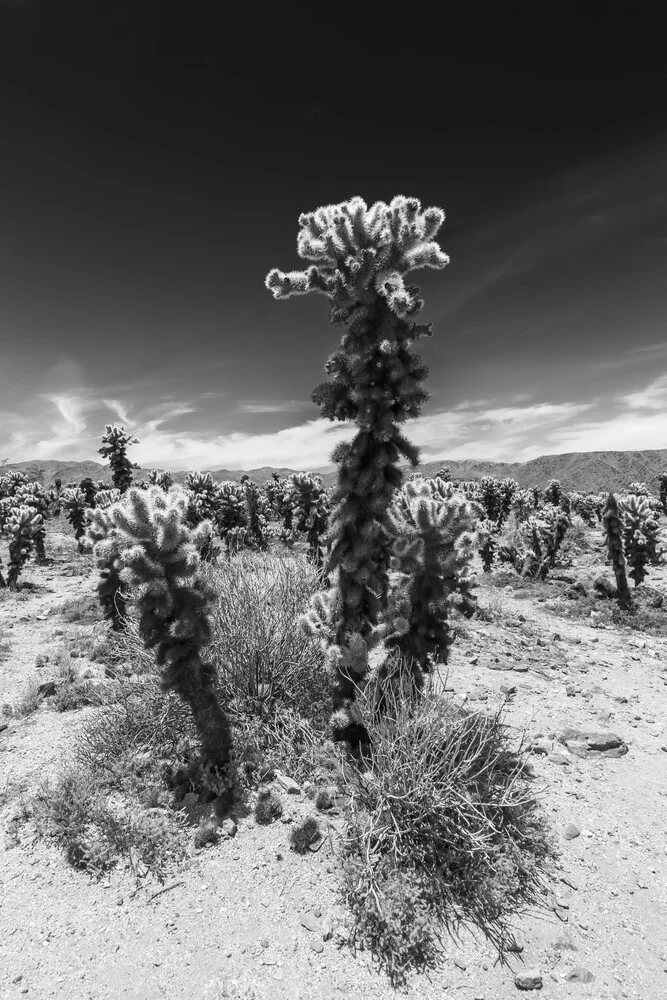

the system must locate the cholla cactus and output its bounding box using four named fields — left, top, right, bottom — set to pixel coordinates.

left=511, top=488, right=534, bottom=522
left=374, top=481, right=479, bottom=704
left=61, top=488, right=89, bottom=552
left=12, top=482, right=50, bottom=561
left=216, top=482, right=249, bottom=554
left=2, top=505, right=43, bottom=588
left=627, top=482, right=649, bottom=497
left=289, top=472, right=329, bottom=571
left=98, top=424, right=139, bottom=493
left=148, top=469, right=173, bottom=491
left=477, top=518, right=498, bottom=572
left=267, top=194, right=449, bottom=750
left=264, top=474, right=294, bottom=534
left=78, top=478, right=99, bottom=507
left=544, top=479, right=563, bottom=505
left=659, top=473, right=667, bottom=516
left=106, top=486, right=232, bottom=769
left=94, top=488, right=121, bottom=510
left=241, top=477, right=269, bottom=551
left=619, top=493, right=663, bottom=585
left=602, top=493, right=632, bottom=608
left=86, top=505, right=128, bottom=630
